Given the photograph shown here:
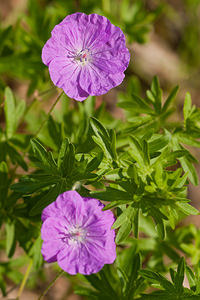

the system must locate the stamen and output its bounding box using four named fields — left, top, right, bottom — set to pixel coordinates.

left=63, top=225, right=87, bottom=245
left=74, top=48, right=91, bottom=65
